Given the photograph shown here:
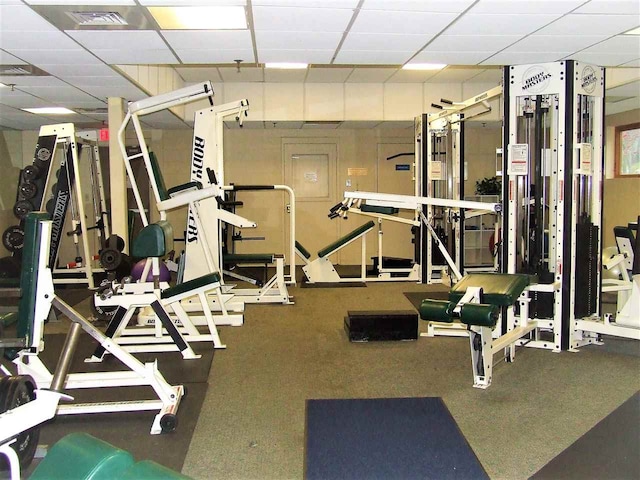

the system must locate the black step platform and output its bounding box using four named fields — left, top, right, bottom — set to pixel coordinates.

left=345, top=310, right=418, bottom=342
